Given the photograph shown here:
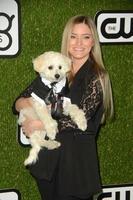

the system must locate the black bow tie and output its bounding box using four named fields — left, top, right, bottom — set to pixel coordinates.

left=44, top=84, right=63, bottom=119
